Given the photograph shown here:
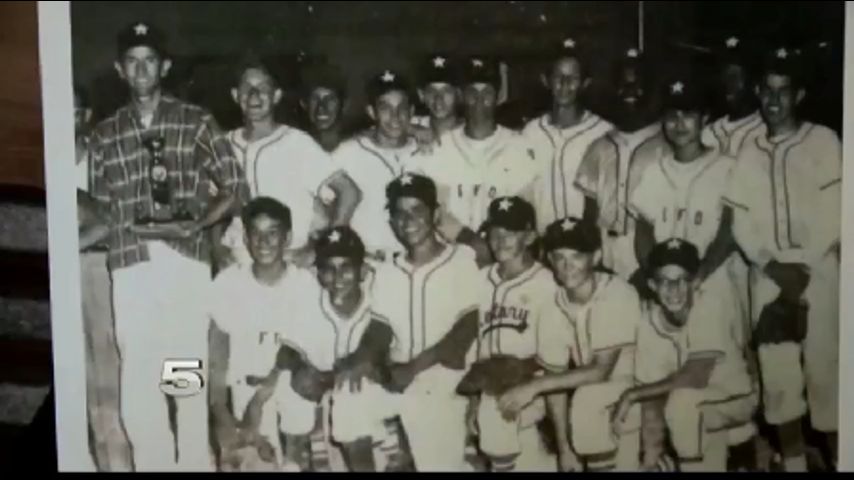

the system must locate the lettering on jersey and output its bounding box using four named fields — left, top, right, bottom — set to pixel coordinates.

left=258, top=331, right=281, bottom=345
left=481, top=303, right=530, bottom=336
left=456, top=184, right=500, bottom=199
left=661, top=208, right=703, bottom=226
left=694, top=211, right=703, bottom=226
